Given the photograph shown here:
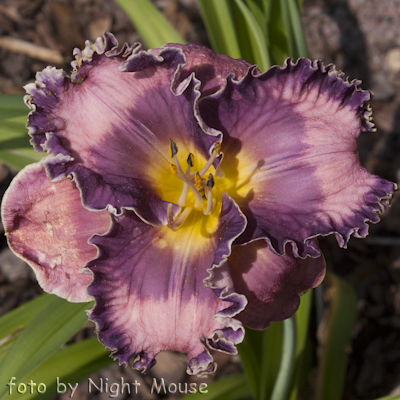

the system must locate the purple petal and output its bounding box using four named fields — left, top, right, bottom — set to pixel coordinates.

left=200, top=58, right=397, bottom=257
left=86, top=193, right=247, bottom=376
left=161, top=43, right=253, bottom=97
left=227, top=240, right=325, bottom=330
left=25, top=34, right=224, bottom=225
left=1, top=162, right=110, bottom=302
